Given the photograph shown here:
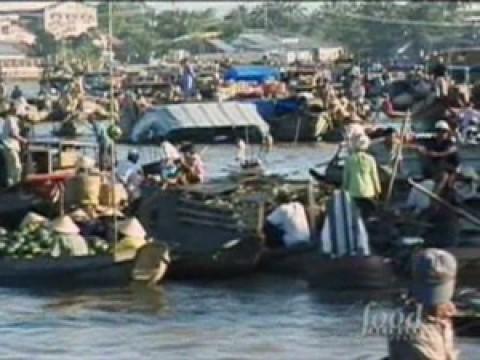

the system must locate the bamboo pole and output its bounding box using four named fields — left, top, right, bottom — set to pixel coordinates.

left=408, top=178, right=480, bottom=228
left=385, top=110, right=410, bottom=204
left=108, top=1, right=118, bottom=247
